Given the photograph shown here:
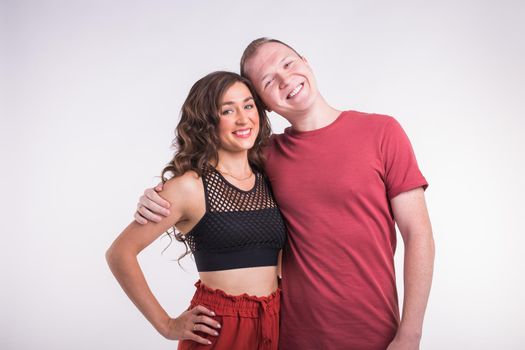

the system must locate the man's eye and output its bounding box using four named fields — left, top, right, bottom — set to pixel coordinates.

left=264, top=78, right=274, bottom=88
